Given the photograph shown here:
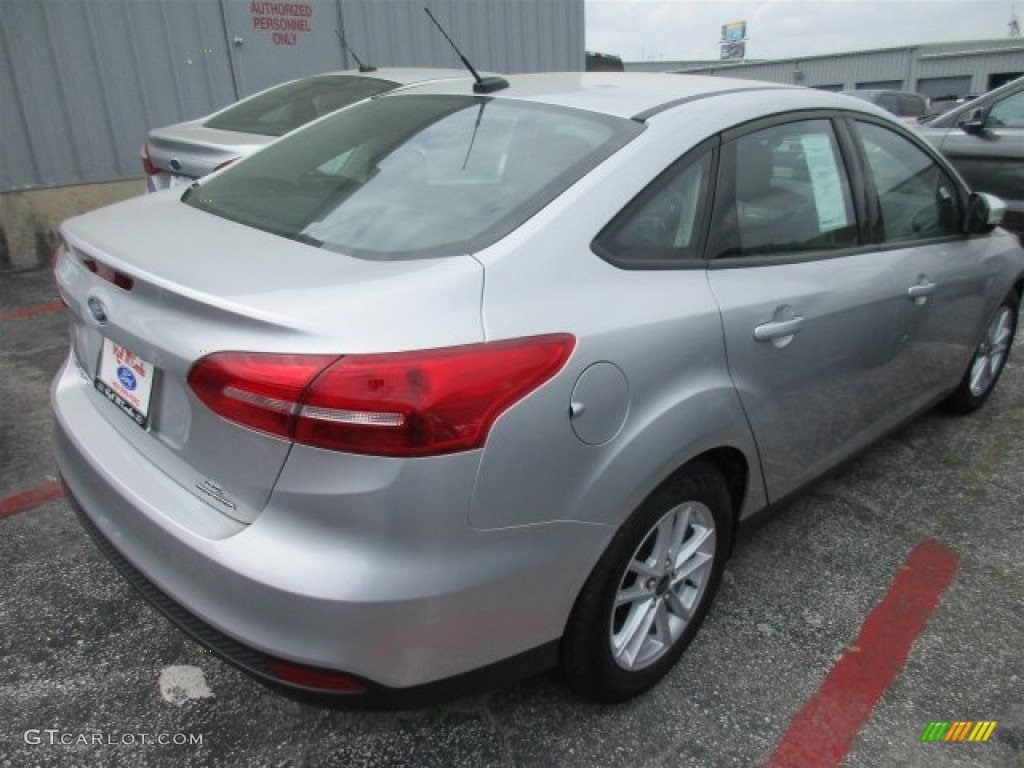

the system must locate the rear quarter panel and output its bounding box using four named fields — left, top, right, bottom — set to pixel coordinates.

left=469, top=114, right=771, bottom=533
